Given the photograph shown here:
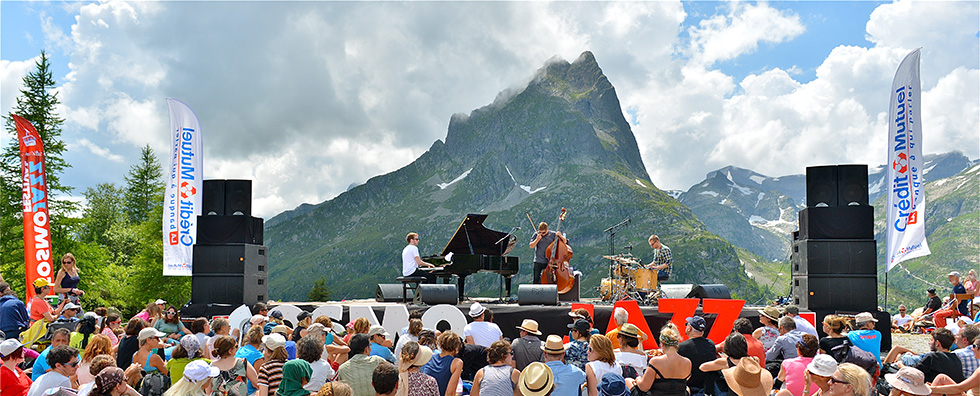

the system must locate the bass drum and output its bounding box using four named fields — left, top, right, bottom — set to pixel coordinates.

left=600, top=278, right=626, bottom=300
left=634, top=268, right=658, bottom=291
